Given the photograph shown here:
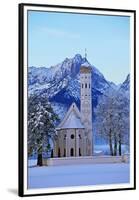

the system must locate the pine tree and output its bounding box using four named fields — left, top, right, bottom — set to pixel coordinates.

left=28, top=94, right=59, bottom=166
